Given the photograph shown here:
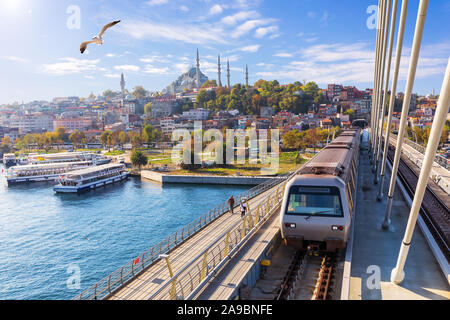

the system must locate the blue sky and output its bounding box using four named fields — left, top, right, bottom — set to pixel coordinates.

left=0, top=0, right=449, bottom=104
